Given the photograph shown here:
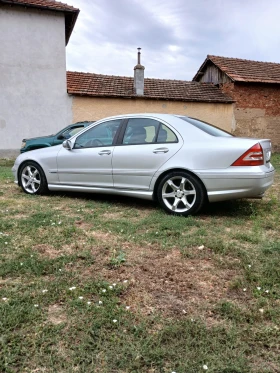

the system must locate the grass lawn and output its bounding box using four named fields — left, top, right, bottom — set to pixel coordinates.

left=0, top=155, right=279, bottom=373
